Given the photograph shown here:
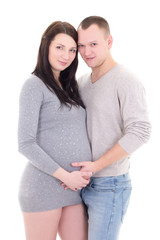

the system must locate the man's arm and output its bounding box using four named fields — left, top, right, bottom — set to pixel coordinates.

left=72, top=143, right=128, bottom=174
left=73, top=74, right=151, bottom=174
